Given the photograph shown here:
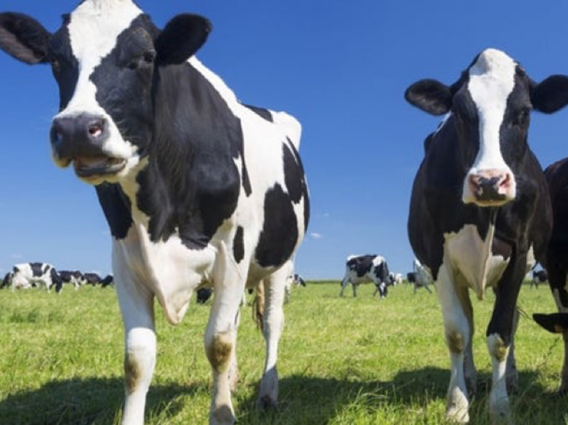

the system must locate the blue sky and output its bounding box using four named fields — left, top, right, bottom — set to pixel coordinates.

left=1, top=1, right=568, bottom=280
